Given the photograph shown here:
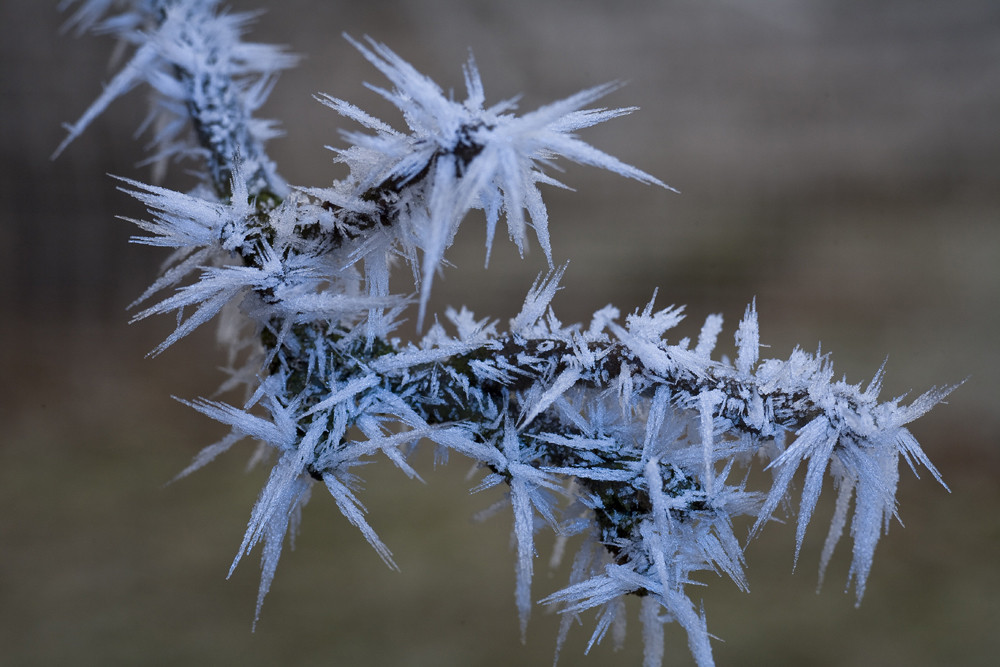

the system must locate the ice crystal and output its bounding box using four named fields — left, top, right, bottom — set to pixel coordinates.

left=317, top=36, right=670, bottom=327
left=58, top=2, right=954, bottom=665
left=56, top=0, right=297, bottom=195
